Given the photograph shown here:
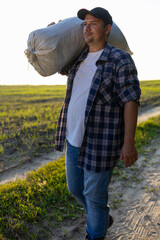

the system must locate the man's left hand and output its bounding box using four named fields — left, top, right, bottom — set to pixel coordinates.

left=120, top=141, right=138, bottom=168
